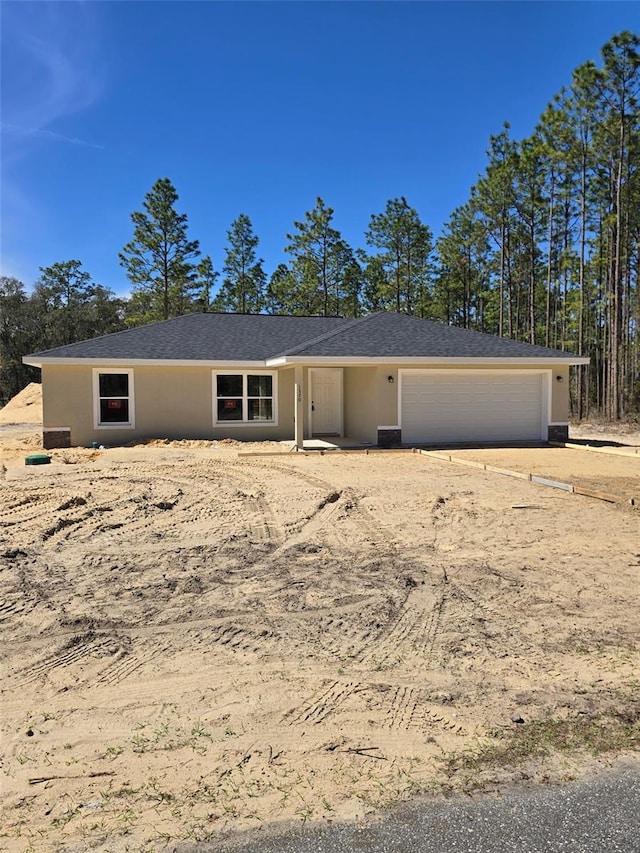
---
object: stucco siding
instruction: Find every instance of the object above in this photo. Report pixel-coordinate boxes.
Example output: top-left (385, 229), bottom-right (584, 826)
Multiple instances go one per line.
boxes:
top-left (42, 364), bottom-right (94, 446)
top-left (40, 360), bottom-right (571, 449)
top-left (343, 367), bottom-right (377, 443)
top-left (550, 365), bottom-right (569, 423)
top-left (377, 367), bottom-right (399, 427)
top-left (41, 364), bottom-right (295, 447)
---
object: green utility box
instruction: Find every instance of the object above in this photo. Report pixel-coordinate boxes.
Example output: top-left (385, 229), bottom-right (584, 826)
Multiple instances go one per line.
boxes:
top-left (25, 453), bottom-right (52, 466)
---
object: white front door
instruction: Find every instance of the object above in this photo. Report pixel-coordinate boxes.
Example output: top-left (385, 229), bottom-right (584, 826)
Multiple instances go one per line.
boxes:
top-left (310, 368), bottom-right (343, 435)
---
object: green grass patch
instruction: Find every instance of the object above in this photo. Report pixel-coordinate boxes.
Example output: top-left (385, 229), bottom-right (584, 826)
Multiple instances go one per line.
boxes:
top-left (443, 704), bottom-right (640, 775)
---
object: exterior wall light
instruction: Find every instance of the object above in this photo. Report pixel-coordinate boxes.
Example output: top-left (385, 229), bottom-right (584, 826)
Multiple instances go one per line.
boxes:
top-left (556, 375), bottom-right (564, 383)
top-left (387, 375), bottom-right (395, 383)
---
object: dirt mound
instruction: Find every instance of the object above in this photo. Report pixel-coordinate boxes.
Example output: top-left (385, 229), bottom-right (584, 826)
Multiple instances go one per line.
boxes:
top-left (0, 383), bottom-right (42, 425)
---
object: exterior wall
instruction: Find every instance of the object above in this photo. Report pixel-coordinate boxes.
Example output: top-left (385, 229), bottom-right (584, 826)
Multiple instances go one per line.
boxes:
top-left (550, 364), bottom-right (569, 423)
top-left (42, 364), bottom-right (93, 446)
top-left (548, 424), bottom-right (569, 442)
top-left (376, 367), bottom-right (399, 428)
top-left (43, 428), bottom-right (71, 450)
top-left (41, 364), bottom-right (295, 448)
top-left (40, 360), bottom-right (572, 449)
top-left (343, 367), bottom-right (378, 443)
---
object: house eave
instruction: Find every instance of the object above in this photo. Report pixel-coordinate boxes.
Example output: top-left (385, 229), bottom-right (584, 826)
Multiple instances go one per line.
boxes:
top-left (265, 356), bottom-right (591, 367)
top-left (24, 354), bottom-right (591, 369)
top-left (22, 357), bottom-right (269, 369)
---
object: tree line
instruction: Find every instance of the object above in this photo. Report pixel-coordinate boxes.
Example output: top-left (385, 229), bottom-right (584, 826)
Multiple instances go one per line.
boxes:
top-left (1, 32), bottom-right (638, 418)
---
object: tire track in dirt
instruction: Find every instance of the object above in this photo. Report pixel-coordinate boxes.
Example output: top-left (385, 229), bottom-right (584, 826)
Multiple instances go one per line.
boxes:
top-left (385, 685), bottom-right (425, 729)
top-left (190, 621), bottom-right (279, 654)
top-left (5, 465), bottom-right (283, 555)
top-left (194, 463), bottom-right (285, 546)
top-left (323, 679), bottom-right (465, 734)
top-left (353, 587), bottom-right (447, 668)
top-left (250, 459), bottom-right (398, 552)
top-left (238, 463), bottom-right (431, 664)
top-left (80, 620), bottom-right (281, 687)
top-left (0, 493), bottom-right (75, 534)
top-left (0, 592), bottom-right (38, 622)
top-left (251, 460), bottom-right (338, 493)
top-left (230, 489), bottom-right (354, 582)
top-left (315, 602), bottom-right (387, 661)
top-left (381, 687), bottom-right (464, 733)
top-left (282, 677), bottom-right (466, 734)
top-left (96, 640), bottom-right (172, 686)
top-left (246, 460), bottom-right (354, 539)
top-left (11, 632), bottom-right (123, 687)
top-left (282, 679), bottom-right (366, 725)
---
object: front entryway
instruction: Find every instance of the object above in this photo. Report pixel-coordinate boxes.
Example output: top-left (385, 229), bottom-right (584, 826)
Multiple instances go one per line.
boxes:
top-left (309, 368), bottom-right (343, 435)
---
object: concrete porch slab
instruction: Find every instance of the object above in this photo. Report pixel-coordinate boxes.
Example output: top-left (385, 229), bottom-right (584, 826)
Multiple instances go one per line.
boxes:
top-left (283, 437), bottom-right (374, 452)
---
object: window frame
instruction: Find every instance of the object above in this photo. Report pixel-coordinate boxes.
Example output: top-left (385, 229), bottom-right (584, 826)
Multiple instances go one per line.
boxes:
top-left (213, 370), bottom-right (278, 426)
top-left (93, 368), bottom-right (135, 429)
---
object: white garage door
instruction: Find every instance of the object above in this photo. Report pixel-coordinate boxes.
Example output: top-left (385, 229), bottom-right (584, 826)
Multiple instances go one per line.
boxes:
top-left (401, 371), bottom-right (546, 445)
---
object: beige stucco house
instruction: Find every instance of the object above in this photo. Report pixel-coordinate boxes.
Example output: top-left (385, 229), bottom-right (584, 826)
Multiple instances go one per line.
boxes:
top-left (23, 312), bottom-right (588, 450)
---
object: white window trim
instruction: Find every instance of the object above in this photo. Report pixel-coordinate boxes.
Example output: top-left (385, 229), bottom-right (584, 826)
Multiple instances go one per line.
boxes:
top-left (212, 370), bottom-right (278, 427)
top-left (93, 368), bottom-right (135, 430)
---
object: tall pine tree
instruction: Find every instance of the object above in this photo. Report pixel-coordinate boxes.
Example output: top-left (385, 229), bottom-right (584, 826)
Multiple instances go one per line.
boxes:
top-left (212, 215), bottom-right (266, 313)
top-left (365, 197), bottom-right (433, 315)
top-left (119, 178), bottom-right (200, 323)
top-left (284, 198), bottom-right (354, 316)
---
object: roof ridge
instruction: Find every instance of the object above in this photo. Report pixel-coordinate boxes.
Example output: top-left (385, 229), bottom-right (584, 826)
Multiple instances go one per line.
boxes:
top-left (270, 313), bottom-right (378, 358)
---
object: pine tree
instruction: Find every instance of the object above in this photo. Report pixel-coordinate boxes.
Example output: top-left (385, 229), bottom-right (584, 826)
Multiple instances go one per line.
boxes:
top-left (472, 125), bottom-right (518, 337)
top-left (284, 198), bottom-right (353, 316)
top-left (119, 178), bottom-right (200, 322)
top-left (33, 260), bottom-right (94, 345)
top-left (264, 264), bottom-right (295, 314)
top-left (596, 31), bottom-right (640, 417)
top-left (212, 215), bottom-right (265, 313)
top-left (434, 204), bottom-right (491, 330)
top-left (195, 256), bottom-right (219, 311)
top-left (433, 32), bottom-right (639, 418)
top-left (365, 197), bottom-right (433, 315)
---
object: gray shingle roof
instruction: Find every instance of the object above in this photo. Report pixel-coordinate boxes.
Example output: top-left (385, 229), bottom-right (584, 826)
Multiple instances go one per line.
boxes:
top-left (276, 312), bottom-right (581, 359)
top-left (25, 311), bottom-right (583, 362)
top-left (26, 314), bottom-right (353, 361)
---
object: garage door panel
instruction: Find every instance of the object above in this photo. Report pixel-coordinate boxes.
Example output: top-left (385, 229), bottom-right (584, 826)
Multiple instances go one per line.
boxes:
top-left (401, 372), bottom-right (544, 444)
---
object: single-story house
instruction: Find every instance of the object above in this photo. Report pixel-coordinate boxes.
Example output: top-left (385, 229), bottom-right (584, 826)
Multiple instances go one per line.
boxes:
top-left (23, 311), bottom-right (589, 450)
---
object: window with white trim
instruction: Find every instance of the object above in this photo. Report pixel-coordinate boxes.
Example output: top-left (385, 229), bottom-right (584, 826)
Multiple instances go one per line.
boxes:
top-left (214, 372), bottom-right (276, 424)
top-left (93, 369), bottom-right (134, 428)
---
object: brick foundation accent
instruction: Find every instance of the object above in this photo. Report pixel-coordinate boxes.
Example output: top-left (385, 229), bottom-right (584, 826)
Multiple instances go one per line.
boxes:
top-left (43, 429), bottom-right (71, 449)
top-left (547, 424), bottom-right (569, 443)
top-left (377, 428), bottom-right (401, 448)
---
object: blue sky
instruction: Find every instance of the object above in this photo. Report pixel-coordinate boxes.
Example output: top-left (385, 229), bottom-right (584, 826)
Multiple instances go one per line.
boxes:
top-left (2, 1), bottom-right (639, 299)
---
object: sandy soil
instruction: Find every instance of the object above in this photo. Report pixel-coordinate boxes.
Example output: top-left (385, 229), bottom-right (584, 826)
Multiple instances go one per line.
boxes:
top-left (1, 388), bottom-right (639, 852)
top-left (445, 447), bottom-right (640, 503)
top-left (0, 384), bottom-right (43, 426)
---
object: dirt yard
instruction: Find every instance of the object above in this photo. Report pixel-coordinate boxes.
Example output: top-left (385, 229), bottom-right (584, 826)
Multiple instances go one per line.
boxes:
top-left (1, 387), bottom-right (639, 852)
top-left (443, 446), bottom-right (640, 503)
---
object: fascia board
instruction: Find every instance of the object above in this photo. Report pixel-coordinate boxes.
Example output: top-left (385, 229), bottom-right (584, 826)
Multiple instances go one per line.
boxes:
top-left (265, 356), bottom-right (591, 367)
top-left (22, 357), bottom-right (269, 368)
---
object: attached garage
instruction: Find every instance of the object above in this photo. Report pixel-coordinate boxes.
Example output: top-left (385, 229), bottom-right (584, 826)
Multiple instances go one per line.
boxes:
top-left (400, 370), bottom-right (548, 445)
